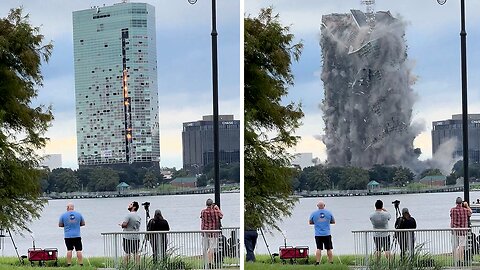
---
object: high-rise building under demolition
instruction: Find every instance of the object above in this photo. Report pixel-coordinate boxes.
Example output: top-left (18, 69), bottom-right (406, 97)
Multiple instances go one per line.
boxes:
top-left (73, 2), bottom-right (160, 167)
top-left (320, 9), bottom-right (420, 168)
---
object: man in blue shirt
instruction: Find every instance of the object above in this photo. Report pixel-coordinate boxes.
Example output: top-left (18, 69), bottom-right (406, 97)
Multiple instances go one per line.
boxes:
top-left (59, 203), bottom-right (85, 267)
top-left (309, 200), bottom-right (335, 265)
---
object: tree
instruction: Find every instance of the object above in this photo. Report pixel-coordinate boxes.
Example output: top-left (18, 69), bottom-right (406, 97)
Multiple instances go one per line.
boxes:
top-left (90, 167), bottom-right (119, 191)
top-left (419, 168), bottom-right (442, 179)
top-left (0, 8), bottom-right (53, 232)
top-left (75, 167), bottom-right (93, 191)
top-left (325, 167), bottom-right (344, 189)
top-left (244, 8), bottom-right (303, 231)
top-left (298, 166), bottom-right (331, 191)
top-left (143, 171), bottom-right (157, 189)
top-left (49, 168), bottom-right (79, 192)
top-left (197, 174), bottom-right (208, 187)
top-left (368, 164), bottom-right (397, 184)
top-left (392, 167), bottom-right (413, 187)
top-left (338, 167), bottom-right (369, 190)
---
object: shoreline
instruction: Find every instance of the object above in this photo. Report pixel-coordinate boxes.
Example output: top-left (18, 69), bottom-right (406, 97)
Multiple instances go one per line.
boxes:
top-left (295, 185), bottom-right (465, 198)
top-left (42, 188), bottom-right (240, 200)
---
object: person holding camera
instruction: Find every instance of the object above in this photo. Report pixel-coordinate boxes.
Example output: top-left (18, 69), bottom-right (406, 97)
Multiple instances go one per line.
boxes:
top-left (200, 198), bottom-right (223, 269)
top-left (450, 197), bottom-right (472, 265)
top-left (369, 200), bottom-right (391, 259)
top-left (147, 209), bottom-right (170, 263)
top-left (394, 207), bottom-right (417, 258)
top-left (119, 201), bottom-right (141, 263)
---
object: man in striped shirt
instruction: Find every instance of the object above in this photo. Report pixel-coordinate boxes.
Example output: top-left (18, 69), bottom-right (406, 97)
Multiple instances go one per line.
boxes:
top-left (450, 196), bottom-right (472, 265)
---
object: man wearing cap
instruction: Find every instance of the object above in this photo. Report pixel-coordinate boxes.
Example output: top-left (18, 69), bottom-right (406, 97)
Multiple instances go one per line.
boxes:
top-left (200, 198), bottom-right (223, 269)
top-left (394, 207), bottom-right (417, 257)
top-left (450, 197), bottom-right (472, 265)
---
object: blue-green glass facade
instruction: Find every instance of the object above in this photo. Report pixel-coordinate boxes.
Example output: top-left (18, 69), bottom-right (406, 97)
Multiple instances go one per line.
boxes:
top-left (73, 2), bottom-right (160, 166)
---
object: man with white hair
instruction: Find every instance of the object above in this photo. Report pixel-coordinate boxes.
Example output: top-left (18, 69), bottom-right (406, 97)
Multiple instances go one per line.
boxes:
top-left (59, 202), bottom-right (85, 267)
top-left (309, 200), bottom-right (335, 265)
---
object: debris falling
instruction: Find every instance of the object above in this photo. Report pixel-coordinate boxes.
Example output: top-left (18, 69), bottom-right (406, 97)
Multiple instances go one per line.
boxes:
top-left (320, 9), bottom-right (422, 168)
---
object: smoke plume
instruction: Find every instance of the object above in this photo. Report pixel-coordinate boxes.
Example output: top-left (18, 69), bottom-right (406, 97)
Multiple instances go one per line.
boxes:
top-left (320, 10), bottom-right (426, 170)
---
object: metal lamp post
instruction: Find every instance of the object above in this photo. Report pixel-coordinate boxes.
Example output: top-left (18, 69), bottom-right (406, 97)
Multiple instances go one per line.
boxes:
top-left (188, 0), bottom-right (220, 207)
top-left (437, 0), bottom-right (469, 203)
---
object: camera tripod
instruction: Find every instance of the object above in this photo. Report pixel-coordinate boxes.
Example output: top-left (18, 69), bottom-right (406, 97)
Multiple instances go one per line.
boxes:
top-left (0, 228), bottom-right (22, 264)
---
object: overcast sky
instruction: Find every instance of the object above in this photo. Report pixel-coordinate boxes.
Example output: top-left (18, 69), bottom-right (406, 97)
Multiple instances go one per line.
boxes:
top-left (245, 0), bottom-right (480, 163)
top-left (1, 0), bottom-right (240, 169)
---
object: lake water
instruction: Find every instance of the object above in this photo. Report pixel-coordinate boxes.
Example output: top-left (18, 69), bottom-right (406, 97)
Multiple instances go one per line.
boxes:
top-left (0, 193), bottom-right (240, 258)
top-left (256, 191), bottom-right (480, 255)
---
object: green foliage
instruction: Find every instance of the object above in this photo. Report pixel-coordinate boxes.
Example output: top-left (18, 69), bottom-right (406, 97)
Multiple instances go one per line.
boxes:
top-left (89, 167), bottom-right (119, 191)
top-left (368, 244), bottom-right (441, 270)
top-left (143, 170), bottom-right (157, 188)
top-left (337, 167), bottom-right (369, 190)
top-left (369, 165), bottom-right (397, 183)
top-left (202, 162), bottom-right (240, 183)
top-left (419, 168), bottom-right (442, 179)
top-left (0, 8), bottom-right (53, 232)
top-left (393, 167), bottom-right (414, 186)
top-left (196, 174), bottom-right (208, 187)
top-left (172, 168), bottom-right (189, 179)
top-left (406, 182), bottom-right (429, 191)
top-left (325, 167), bottom-right (344, 189)
top-left (247, 254), bottom-right (352, 269)
top-left (45, 168), bottom-right (79, 192)
top-left (297, 165), bottom-right (331, 191)
top-left (244, 7), bottom-right (303, 231)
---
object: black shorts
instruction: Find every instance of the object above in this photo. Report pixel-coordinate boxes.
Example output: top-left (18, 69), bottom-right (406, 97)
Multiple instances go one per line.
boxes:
top-left (123, 238), bottom-right (140, 254)
top-left (65, 237), bottom-right (83, 251)
top-left (373, 235), bottom-right (391, 251)
top-left (315, 235), bottom-right (333, 250)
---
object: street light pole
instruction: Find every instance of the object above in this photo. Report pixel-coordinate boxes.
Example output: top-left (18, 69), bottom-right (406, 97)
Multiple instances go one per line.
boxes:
top-left (437, 0), bottom-right (469, 203)
top-left (188, 0), bottom-right (220, 207)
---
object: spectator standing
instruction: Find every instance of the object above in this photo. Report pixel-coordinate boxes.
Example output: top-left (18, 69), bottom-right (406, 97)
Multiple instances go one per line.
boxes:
top-left (147, 209), bottom-right (170, 263)
top-left (120, 201), bottom-right (141, 264)
top-left (370, 200), bottom-right (391, 259)
top-left (450, 197), bottom-right (472, 265)
top-left (59, 203), bottom-right (85, 267)
top-left (309, 200), bottom-right (335, 265)
top-left (200, 198), bottom-right (223, 269)
top-left (394, 207), bottom-right (417, 258)
top-left (244, 227), bottom-right (258, 262)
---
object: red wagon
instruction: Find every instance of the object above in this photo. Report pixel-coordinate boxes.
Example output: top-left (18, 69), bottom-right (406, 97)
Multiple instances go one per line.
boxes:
top-left (279, 246), bottom-right (309, 264)
top-left (28, 248), bottom-right (58, 266)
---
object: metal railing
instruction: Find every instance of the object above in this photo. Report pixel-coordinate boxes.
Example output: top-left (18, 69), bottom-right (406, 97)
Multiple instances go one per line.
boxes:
top-left (101, 227), bottom-right (240, 269)
top-left (352, 228), bottom-right (478, 269)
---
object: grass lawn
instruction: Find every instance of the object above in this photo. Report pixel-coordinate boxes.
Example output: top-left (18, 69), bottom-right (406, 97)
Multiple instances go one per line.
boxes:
top-left (244, 254), bottom-right (354, 270)
top-left (0, 257), bottom-right (104, 270)
top-left (245, 262), bottom-right (349, 270)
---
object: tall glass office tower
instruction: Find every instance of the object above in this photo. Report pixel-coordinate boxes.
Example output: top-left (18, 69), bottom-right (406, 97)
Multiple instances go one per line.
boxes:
top-left (73, 2), bottom-right (160, 167)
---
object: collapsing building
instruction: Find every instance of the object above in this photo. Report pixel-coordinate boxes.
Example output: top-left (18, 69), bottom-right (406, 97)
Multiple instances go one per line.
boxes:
top-left (320, 10), bottom-right (422, 168)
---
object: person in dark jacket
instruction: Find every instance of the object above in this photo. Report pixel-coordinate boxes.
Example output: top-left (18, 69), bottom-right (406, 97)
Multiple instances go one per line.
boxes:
top-left (147, 209), bottom-right (170, 262)
top-left (394, 208), bottom-right (417, 258)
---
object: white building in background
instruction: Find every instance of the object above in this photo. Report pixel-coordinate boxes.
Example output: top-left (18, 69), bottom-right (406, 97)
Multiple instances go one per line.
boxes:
top-left (292, 153), bottom-right (314, 169)
top-left (40, 154), bottom-right (62, 170)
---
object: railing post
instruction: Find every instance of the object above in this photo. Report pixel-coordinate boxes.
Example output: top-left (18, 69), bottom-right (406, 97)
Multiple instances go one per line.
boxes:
top-left (364, 231), bottom-right (369, 266)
